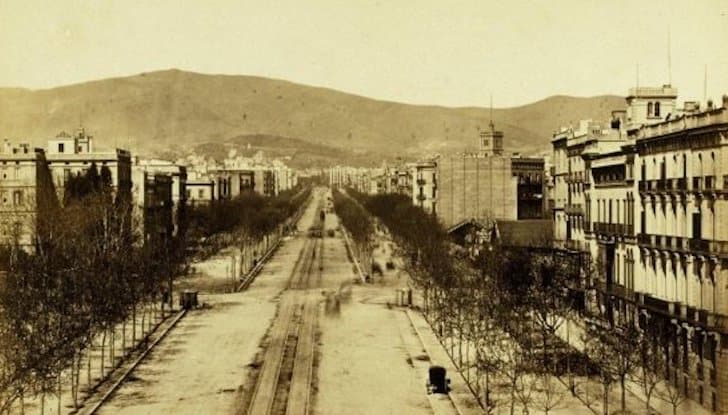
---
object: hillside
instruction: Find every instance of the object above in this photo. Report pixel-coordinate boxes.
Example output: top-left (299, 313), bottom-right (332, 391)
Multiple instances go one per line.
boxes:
top-left (0, 69), bottom-right (625, 165)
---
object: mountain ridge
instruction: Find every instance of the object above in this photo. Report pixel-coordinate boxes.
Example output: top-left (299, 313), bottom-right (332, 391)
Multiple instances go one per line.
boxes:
top-left (0, 69), bottom-right (626, 166)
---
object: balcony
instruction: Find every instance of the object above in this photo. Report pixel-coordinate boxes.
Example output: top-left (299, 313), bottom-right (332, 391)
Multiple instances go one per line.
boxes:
top-left (416, 194), bottom-right (426, 201)
top-left (641, 294), bottom-right (672, 314)
top-left (705, 175), bottom-right (715, 190)
top-left (689, 238), bottom-right (710, 252)
top-left (637, 233), bottom-right (652, 245)
top-left (564, 204), bottom-right (584, 216)
top-left (638, 180), bottom-right (648, 192)
top-left (416, 178), bottom-right (426, 186)
top-left (693, 177), bottom-right (702, 191)
top-left (595, 281), bottom-right (636, 302)
top-left (676, 177), bottom-right (687, 191)
top-left (593, 222), bottom-right (632, 237)
top-left (565, 239), bottom-right (588, 252)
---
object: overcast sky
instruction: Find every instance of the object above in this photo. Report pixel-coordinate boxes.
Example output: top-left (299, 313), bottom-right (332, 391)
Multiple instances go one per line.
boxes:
top-left (1, 0), bottom-right (726, 107)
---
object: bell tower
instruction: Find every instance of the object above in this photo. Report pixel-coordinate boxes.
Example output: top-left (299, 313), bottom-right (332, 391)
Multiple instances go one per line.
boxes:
top-left (479, 121), bottom-right (504, 157)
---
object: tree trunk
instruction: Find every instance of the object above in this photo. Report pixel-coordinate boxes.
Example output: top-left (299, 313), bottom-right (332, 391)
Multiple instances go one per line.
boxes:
top-left (458, 325), bottom-right (463, 368)
top-left (56, 374), bottom-right (61, 415)
top-left (100, 330), bottom-right (106, 378)
top-left (122, 320), bottom-right (127, 355)
top-left (465, 339), bottom-right (470, 384)
top-left (40, 392), bottom-right (45, 415)
top-left (484, 370), bottom-right (490, 414)
top-left (87, 346), bottom-right (92, 386)
top-left (141, 307), bottom-right (146, 338)
top-left (132, 303), bottom-right (137, 345)
top-left (110, 327), bottom-right (115, 367)
top-left (621, 377), bottom-right (626, 412)
top-left (566, 320), bottom-right (573, 394)
top-left (510, 379), bottom-right (516, 415)
top-left (603, 383), bottom-right (609, 415)
top-left (71, 352), bottom-right (78, 409)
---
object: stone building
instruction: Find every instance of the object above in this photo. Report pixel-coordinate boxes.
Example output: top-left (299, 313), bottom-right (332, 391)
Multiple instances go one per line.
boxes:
top-left (0, 142), bottom-right (57, 250)
top-left (410, 160), bottom-right (437, 214)
top-left (0, 129), bottom-right (133, 251)
top-left (437, 122), bottom-right (543, 228)
top-left (633, 96), bottom-right (728, 412)
top-left (46, 128), bottom-right (132, 203)
top-left (553, 86), bottom-right (728, 413)
top-left (133, 158), bottom-right (188, 239)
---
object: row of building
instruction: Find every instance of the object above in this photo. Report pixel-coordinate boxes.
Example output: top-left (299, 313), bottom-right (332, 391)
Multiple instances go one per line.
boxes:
top-left (330, 84), bottom-right (728, 413)
top-left (329, 123), bottom-right (548, 232)
top-left (0, 128), bottom-right (298, 250)
top-left (551, 86), bottom-right (728, 413)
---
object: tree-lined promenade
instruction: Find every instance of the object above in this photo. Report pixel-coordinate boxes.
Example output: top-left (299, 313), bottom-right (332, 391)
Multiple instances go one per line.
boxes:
top-left (0, 168), bottom-right (310, 415)
top-left (340, 188), bottom-right (685, 415)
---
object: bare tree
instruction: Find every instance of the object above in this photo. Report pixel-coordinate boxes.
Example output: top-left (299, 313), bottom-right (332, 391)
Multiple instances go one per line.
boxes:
top-left (533, 370), bottom-right (565, 415)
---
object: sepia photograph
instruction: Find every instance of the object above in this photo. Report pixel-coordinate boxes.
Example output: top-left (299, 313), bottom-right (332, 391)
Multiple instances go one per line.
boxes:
top-left (1, 1), bottom-right (727, 414)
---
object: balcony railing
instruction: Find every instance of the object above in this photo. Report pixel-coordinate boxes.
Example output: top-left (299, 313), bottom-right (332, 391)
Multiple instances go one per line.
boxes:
top-left (676, 177), bottom-right (687, 191)
top-left (416, 179), bottom-right (426, 185)
top-left (656, 179), bottom-right (666, 190)
top-left (693, 177), bottom-right (702, 191)
top-left (565, 204), bottom-right (584, 215)
top-left (689, 238), bottom-right (710, 252)
top-left (705, 175), bottom-right (715, 190)
top-left (593, 222), bottom-right (633, 237)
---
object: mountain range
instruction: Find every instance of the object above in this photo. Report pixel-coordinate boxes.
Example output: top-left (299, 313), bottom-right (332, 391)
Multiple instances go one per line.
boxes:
top-left (0, 69), bottom-right (625, 167)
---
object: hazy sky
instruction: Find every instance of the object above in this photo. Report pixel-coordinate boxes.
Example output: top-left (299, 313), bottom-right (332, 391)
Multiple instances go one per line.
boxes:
top-left (1, 0), bottom-right (727, 107)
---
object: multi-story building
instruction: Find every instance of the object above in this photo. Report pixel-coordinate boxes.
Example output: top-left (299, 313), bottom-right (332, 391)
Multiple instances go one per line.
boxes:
top-left (554, 87), bottom-right (728, 413)
top-left (632, 95), bottom-right (728, 413)
top-left (0, 129), bottom-right (133, 251)
top-left (411, 160), bottom-right (437, 214)
top-left (133, 158), bottom-right (187, 238)
top-left (186, 170), bottom-right (216, 206)
top-left (511, 156), bottom-right (547, 219)
top-left (552, 120), bottom-right (627, 252)
top-left (46, 128), bottom-right (132, 206)
top-left (139, 173), bottom-right (174, 247)
top-left (0, 142), bottom-right (57, 250)
top-left (212, 165), bottom-right (293, 199)
top-left (437, 123), bottom-right (524, 227)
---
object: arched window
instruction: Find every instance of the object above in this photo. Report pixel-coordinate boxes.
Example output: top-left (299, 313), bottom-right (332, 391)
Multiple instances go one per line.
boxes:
top-left (654, 102), bottom-right (661, 117)
top-left (648, 102), bottom-right (654, 117)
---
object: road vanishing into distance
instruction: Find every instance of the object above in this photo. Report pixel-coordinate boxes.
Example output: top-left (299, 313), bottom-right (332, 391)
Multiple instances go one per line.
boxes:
top-left (91, 188), bottom-right (455, 415)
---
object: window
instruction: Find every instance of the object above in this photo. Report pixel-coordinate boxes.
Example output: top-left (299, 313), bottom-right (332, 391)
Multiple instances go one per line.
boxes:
top-left (654, 102), bottom-right (661, 117)
top-left (648, 102), bottom-right (654, 117)
top-left (198, 189), bottom-right (204, 199)
top-left (58, 143), bottom-right (64, 153)
top-left (12, 190), bottom-right (23, 206)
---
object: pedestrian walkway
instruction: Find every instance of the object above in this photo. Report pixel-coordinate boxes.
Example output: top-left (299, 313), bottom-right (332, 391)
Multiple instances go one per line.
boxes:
top-left (405, 309), bottom-right (485, 415)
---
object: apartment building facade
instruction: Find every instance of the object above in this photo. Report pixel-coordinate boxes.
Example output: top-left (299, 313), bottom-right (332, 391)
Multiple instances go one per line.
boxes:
top-left (46, 129), bottom-right (132, 203)
top-left (553, 87), bottom-right (728, 413)
top-left (0, 143), bottom-right (57, 249)
top-left (411, 160), bottom-right (437, 214)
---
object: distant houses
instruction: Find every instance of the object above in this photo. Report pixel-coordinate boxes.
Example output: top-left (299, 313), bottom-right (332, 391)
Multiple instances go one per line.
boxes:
top-left (0, 128), bottom-right (298, 253)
